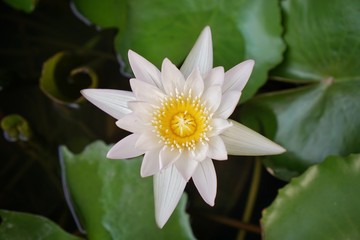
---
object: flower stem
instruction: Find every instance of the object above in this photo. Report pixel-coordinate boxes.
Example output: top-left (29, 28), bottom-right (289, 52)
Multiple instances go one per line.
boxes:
top-left (201, 213), bottom-right (261, 234)
top-left (236, 157), bottom-right (262, 240)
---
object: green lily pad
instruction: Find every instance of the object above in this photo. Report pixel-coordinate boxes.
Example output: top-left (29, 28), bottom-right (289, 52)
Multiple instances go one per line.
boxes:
top-left (0, 210), bottom-right (82, 240)
top-left (243, 0), bottom-right (360, 180)
top-left (72, 0), bottom-right (126, 28)
top-left (60, 141), bottom-right (195, 240)
top-left (262, 154), bottom-right (360, 239)
top-left (275, 0), bottom-right (360, 82)
top-left (3, 0), bottom-right (37, 13)
top-left (72, 0), bottom-right (284, 101)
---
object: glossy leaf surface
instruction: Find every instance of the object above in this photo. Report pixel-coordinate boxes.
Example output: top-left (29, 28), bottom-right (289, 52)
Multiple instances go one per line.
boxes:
top-left (262, 154), bottom-right (360, 239)
top-left (0, 210), bottom-right (82, 240)
top-left (60, 141), bottom-right (195, 240)
top-left (72, 0), bottom-right (284, 101)
top-left (244, 0), bottom-right (360, 180)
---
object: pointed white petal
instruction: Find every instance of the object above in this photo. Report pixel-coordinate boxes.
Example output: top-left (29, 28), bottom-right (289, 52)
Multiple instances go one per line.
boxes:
top-left (141, 149), bottom-right (161, 177)
top-left (81, 89), bottom-right (135, 120)
top-left (180, 26), bottom-right (213, 78)
top-left (128, 50), bottom-right (162, 89)
top-left (159, 147), bottom-right (181, 169)
top-left (135, 131), bottom-right (162, 151)
top-left (215, 91), bottom-right (241, 118)
top-left (207, 136), bottom-right (228, 160)
top-left (208, 118), bottom-right (232, 137)
top-left (184, 68), bottom-right (204, 97)
top-left (192, 142), bottom-right (209, 162)
top-left (203, 66), bottom-right (224, 90)
top-left (107, 134), bottom-right (145, 159)
top-left (201, 85), bottom-right (222, 112)
top-left (223, 60), bottom-right (255, 93)
top-left (174, 152), bottom-right (199, 181)
top-left (130, 78), bottom-right (165, 104)
top-left (192, 158), bottom-right (217, 206)
top-left (161, 58), bottom-right (185, 95)
top-left (127, 101), bottom-right (154, 122)
top-left (222, 120), bottom-right (286, 156)
top-left (154, 165), bottom-right (187, 228)
top-left (115, 114), bottom-right (148, 133)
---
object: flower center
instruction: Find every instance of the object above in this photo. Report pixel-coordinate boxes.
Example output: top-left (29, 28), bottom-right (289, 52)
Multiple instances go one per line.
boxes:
top-left (171, 112), bottom-right (196, 137)
top-left (152, 90), bottom-right (211, 152)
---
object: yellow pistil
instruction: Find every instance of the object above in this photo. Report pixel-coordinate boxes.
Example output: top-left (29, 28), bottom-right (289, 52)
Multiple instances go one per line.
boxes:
top-left (152, 89), bottom-right (211, 152)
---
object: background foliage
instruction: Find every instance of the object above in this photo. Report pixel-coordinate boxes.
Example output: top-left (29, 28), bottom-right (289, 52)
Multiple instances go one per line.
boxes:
top-left (1, 0), bottom-right (359, 239)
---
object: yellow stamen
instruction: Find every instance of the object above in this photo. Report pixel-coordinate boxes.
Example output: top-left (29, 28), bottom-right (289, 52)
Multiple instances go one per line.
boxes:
top-left (152, 90), bottom-right (211, 152)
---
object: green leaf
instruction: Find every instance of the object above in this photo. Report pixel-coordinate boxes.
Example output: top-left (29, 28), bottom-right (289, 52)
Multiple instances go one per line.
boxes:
top-left (275, 0), bottom-right (360, 82)
top-left (3, 0), bottom-right (37, 13)
top-left (72, 0), bottom-right (126, 29)
top-left (40, 51), bottom-right (98, 105)
top-left (262, 154), bottom-right (360, 239)
top-left (1, 114), bottom-right (31, 142)
top-left (244, 0), bottom-right (360, 180)
top-left (0, 210), bottom-right (82, 240)
top-left (60, 141), bottom-right (195, 240)
top-left (72, 0), bottom-right (284, 101)
top-left (249, 81), bottom-right (360, 180)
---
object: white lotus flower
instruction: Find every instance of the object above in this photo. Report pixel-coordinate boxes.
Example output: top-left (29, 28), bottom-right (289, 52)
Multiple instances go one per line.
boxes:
top-left (81, 26), bottom-right (285, 228)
